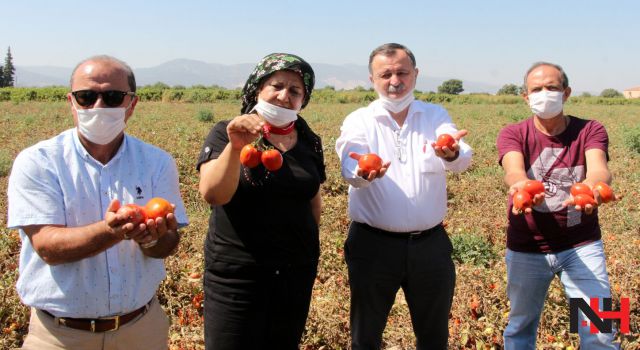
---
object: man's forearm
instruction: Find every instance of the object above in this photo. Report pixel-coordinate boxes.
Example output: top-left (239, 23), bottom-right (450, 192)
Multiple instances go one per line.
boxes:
top-left (24, 222), bottom-right (123, 265)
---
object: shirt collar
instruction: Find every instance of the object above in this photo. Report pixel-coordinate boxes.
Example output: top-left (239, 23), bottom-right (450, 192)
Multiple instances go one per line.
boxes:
top-left (72, 128), bottom-right (128, 166)
top-left (368, 99), bottom-right (419, 128)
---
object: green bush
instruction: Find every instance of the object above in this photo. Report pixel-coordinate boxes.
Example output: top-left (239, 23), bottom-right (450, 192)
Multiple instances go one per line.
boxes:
top-left (623, 125), bottom-right (640, 154)
top-left (450, 232), bottom-right (498, 267)
top-left (136, 87), bottom-right (164, 101)
top-left (0, 89), bottom-right (10, 101)
top-left (183, 89), bottom-right (215, 103)
top-left (162, 89), bottom-right (184, 102)
top-left (197, 109), bottom-right (214, 122)
top-left (600, 88), bottom-right (623, 98)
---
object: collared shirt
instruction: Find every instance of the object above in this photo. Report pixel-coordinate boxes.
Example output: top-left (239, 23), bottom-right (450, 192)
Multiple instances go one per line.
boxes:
top-left (335, 100), bottom-right (472, 232)
top-left (7, 128), bottom-right (189, 318)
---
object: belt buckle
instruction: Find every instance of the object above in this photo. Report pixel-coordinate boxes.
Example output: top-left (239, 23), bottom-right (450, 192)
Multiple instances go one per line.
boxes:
top-left (98, 315), bottom-right (120, 332)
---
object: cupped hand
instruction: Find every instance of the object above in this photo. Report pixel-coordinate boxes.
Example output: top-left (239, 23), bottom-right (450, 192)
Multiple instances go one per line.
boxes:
top-left (105, 199), bottom-right (147, 239)
top-left (349, 152), bottom-right (391, 182)
top-left (562, 197), bottom-right (597, 215)
top-left (432, 129), bottom-right (469, 159)
top-left (133, 204), bottom-right (178, 248)
top-left (508, 180), bottom-right (545, 215)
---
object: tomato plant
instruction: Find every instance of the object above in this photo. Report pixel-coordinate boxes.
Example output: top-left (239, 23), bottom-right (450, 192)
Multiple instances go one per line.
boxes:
top-left (570, 183), bottom-right (593, 198)
top-left (435, 134), bottom-right (455, 149)
top-left (261, 149), bottom-right (283, 171)
top-left (523, 180), bottom-right (545, 196)
top-left (357, 153), bottom-right (383, 174)
top-left (145, 197), bottom-right (174, 219)
top-left (116, 204), bottom-right (147, 226)
top-left (513, 190), bottom-right (532, 211)
top-left (240, 144), bottom-right (262, 168)
top-left (593, 182), bottom-right (614, 203)
top-left (574, 193), bottom-right (597, 208)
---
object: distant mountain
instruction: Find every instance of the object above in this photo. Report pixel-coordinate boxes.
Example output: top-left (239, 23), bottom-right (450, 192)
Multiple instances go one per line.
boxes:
top-left (135, 59), bottom-right (254, 88)
top-left (15, 59), bottom-right (499, 93)
top-left (14, 66), bottom-right (70, 86)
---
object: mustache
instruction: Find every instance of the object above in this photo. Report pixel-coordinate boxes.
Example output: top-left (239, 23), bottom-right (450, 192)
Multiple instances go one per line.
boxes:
top-left (388, 83), bottom-right (405, 93)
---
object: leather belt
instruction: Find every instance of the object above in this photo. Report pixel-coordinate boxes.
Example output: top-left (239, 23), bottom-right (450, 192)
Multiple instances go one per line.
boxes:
top-left (40, 300), bottom-right (151, 332)
top-left (354, 221), bottom-right (443, 239)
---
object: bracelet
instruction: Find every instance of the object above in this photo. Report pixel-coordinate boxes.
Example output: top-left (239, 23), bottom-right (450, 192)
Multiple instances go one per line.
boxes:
top-left (444, 151), bottom-right (460, 162)
top-left (140, 239), bottom-right (158, 249)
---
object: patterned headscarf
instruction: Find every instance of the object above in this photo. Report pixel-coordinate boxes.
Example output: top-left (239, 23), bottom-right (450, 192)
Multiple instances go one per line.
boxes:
top-left (241, 53), bottom-right (315, 114)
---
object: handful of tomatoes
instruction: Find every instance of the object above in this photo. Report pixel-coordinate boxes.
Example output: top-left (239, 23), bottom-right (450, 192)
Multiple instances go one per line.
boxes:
top-left (116, 197), bottom-right (174, 227)
top-left (570, 182), bottom-right (616, 208)
top-left (512, 180), bottom-right (545, 211)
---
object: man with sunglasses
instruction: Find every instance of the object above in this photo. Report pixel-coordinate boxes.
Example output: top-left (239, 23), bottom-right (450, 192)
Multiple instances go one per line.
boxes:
top-left (7, 55), bottom-right (188, 349)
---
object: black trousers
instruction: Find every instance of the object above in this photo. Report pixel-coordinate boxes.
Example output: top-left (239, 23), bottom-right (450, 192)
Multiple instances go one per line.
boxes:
top-left (344, 222), bottom-right (456, 350)
top-left (204, 258), bottom-right (317, 350)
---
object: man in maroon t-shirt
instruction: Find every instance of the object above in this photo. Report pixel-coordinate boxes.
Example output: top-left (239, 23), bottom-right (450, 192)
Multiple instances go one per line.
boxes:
top-left (497, 62), bottom-right (618, 349)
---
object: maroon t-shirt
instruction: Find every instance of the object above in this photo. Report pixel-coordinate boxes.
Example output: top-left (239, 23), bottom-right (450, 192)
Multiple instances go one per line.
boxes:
top-left (497, 115), bottom-right (609, 253)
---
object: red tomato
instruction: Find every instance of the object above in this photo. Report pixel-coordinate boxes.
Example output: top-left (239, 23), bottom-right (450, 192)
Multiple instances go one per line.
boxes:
top-left (574, 193), bottom-right (597, 208)
top-left (523, 180), bottom-right (545, 196)
top-left (116, 204), bottom-right (147, 226)
top-left (145, 197), bottom-right (174, 220)
top-left (261, 149), bottom-right (283, 171)
top-left (513, 190), bottom-right (532, 211)
top-left (358, 153), bottom-right (383, 174)
top-left (240, 144), bottom-right (262, 168)
top-left (593, 182), bottom-right (614, 203)
top-left (435, 134), bottom-right (456, 149)
top-left (570, 183), bottom-right (593, 198)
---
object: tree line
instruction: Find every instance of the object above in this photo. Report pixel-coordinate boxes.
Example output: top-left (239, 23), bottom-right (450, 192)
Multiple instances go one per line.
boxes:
top-left (495, 83), bottom-right (625, 98)
top-left (422, 79), bottom-right (624, 98)
top-left (0, 50), bottom-right (626, 98)
top-left (0, 47), bottom-right (15, 87)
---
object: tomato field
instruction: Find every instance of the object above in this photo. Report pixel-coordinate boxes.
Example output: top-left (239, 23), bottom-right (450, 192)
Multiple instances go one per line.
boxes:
top-left (1, 100), bottom-right (638, 349)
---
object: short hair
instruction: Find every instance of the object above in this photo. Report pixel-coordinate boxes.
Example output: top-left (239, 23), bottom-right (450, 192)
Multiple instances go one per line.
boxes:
top-left (368, 43), bottom-right (417, 73)
top-left (70, 55), bottom-right (137, 92)
top-left (523, 61), bottom-right (569, 92)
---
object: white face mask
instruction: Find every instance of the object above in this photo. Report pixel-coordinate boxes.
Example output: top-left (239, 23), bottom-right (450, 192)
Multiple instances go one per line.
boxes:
top-left (376, 86), bottom-right (415, 114)
top-left (73, 101), bottom-right (128, 145)
top-left (528, 90), bottom-right (564, 119)
top-left (253, 98), bottom-right (299, 127)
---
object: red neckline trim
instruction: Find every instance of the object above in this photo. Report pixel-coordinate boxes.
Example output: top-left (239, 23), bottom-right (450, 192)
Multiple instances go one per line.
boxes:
top-left (263, 122), bottom-right (295, 137)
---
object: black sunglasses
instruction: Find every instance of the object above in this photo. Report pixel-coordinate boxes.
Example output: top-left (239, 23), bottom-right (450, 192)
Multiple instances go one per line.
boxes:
top-left (72, 90), bottom-right (135, 108)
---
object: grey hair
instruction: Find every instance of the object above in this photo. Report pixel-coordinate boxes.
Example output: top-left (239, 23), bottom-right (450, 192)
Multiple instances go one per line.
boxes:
top-left (368, 43), bottom-right (417, 73)
top-left (523, 61), bottom-right (569, 93)
top-left (70, 55), bottom-right (137, 92)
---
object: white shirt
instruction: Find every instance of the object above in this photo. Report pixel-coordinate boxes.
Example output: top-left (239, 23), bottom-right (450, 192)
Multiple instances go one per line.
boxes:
top-left (7, 129), bottom-right (189, 318)
top-left (335, 100), bottom-right (472, 232)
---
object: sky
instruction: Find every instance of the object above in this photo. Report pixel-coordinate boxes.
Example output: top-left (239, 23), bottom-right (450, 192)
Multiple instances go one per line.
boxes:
top-left (2, 0), bottom-right (639, 94)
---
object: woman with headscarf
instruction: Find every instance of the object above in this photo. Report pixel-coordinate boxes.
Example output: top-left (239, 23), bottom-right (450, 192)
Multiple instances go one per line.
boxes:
top-left (197, 53), bottom-right (325, 349)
